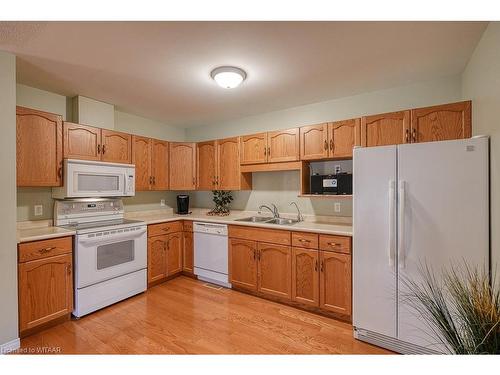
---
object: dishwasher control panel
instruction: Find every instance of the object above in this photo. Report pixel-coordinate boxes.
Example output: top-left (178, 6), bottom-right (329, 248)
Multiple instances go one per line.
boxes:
top-left (193, 222), bottom-right (228, 236)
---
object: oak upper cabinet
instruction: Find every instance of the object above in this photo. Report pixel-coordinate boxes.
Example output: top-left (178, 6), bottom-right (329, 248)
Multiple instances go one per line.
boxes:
top-left (132, 136), bottom-right (152, 191)
top-left (361, 110), bottom-right (410, 147)
top-left (411, 101), bottom-right (472, 143)
top-left (101, 129), bottom-right (132, 163)
top-left (240, 133), bottom-right (267, 165)
top-left (300, 123), bottom-right (329, 160)
top-left (169, 142), bottom-right (196, 190)
top-left (63, 122), bottom-right (102, 161)
top-left (257, 243), bottom-right (292, 300)
top-left (18, 237), bottom-right (73, 336)
top-left (151, 139), bottom-right (169, 190)
top-left (147, 235), bottom-right (167, 284)
top-left (16, 106), bottom-right (63, 187)
top-left (291, 247), bottom-right (319, 307)
top-left (166, 232), bottom-right (183, 276)
top-left (229, 238), bottom-right (258, 291)
top-left (197, 141), bottom-right (217, 190)
top-left (182, 230), bottom-right (193, 274)
top-left (267, 128), bottom-right (300, 163)
top-left (330, 119), bottom-right (361, 158)
top-left (319, 251), bottom-right (351, 316)
top-left (218, 137), bottom-right (247, 190)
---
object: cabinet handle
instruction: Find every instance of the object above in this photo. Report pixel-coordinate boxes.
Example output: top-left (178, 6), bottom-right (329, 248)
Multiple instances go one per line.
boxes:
top-left (149, 176), bottom-right (153, 185)
top-left (264, 147), bottom-right (267, 156)
top-left (38, 246), bottom-right (56, 254)
top-left (298, 238), bottom-right (311, 243)
top-left (330, 139), bottom-right (334, 152)
top-left (315, 260), bottom-right (318, 272)
top-left (258, 250), bottom-right (261, 261)
top-left (412, 128), bottom-right (417, 143)
top-left (320, 260), bottom-right (324, 272)
top-left (192, 177), bottom-right (196, 186)
top-left (58, 166), bottom-right (63, 179)
top-left (153, 176), bottom-right (156, 185)
top-left (97, 144), bottom-right (101, 154)
top-left (324, 140), bottom-right (328, 150)
top-left (405, 129), bottom-right (409, 143)
top-left (102, 145), bottom-right (106, 154)
top-left (267, 147), bottom-right (270, 155)
top-left (66, 264), bottom-right (72, 275)
top-left (253, 250), bottom-right (256, 260)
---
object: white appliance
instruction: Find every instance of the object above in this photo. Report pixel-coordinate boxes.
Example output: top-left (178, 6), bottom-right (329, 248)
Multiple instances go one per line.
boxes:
top-left (54, 198), bottom-right (147, 318)
top-left (353, 136), bottom-right (489, 354)
top-left (193, 222), bottom-right (231, 288)
top-left (52, 159), bottom-right (135, 199)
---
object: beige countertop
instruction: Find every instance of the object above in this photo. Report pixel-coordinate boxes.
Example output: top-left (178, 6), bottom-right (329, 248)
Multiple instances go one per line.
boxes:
top-left (16, 209), bottom-right (352, 243)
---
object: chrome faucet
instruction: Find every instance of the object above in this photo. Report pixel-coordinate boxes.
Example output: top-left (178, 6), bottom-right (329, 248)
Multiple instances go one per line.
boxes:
top-left (259, 204), bottom-right (280, 218)
top-left (290, 201), bottom-right (304, 222)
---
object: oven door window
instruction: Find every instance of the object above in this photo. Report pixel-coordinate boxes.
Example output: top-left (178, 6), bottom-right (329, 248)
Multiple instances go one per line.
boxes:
top-left (78, 173), bottom-right (120, 192)
top-left (96, 240), bottom-right (135, 270)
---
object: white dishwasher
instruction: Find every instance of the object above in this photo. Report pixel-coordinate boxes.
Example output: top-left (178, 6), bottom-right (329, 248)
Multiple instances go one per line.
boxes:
top-left (193, 222), bottom-right (231, 288)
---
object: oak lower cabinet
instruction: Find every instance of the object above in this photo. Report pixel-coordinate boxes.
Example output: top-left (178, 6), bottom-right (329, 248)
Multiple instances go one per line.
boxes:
top-left (258, 243), bottom-right (291, 299)
top-left (319, 251), bottom-right (351, 316)
top-left (229, 238), bottom-right (258, 291)
top-left (16, 106), bottom-right (63, 187)
top-left (182, 230), bottom-right (194, 274)
top-left (18, 237), bottom-right (73, 337)
top-left (63, 122), bottom-right (132, 163)
top-left (147, 222), bottom-right (183, 286)
top-left (291, 247), bottom-right (319, 307)
top-left (169, 142), bottom-right (196, 190)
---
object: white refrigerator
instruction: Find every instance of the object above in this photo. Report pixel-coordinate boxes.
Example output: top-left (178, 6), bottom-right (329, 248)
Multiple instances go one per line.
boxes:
top-left (352, 136), bottom-right (489, 354)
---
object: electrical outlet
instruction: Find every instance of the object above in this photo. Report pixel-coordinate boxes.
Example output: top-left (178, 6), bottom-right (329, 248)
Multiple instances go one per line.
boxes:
top-left (334, 202), bottom-right (341, 213)
top-left (334, 165), bottom-right (341, 174)
top-left (160, 199), bottom-right (165, 206)
top-left (34, 205), bottom-right (43, 216)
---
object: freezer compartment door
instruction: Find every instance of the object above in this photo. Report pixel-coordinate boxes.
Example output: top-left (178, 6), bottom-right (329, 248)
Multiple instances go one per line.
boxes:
top-left (397, 137), bottom-right (489, 351)
top-left (353, 145), bottom-right (398, 338)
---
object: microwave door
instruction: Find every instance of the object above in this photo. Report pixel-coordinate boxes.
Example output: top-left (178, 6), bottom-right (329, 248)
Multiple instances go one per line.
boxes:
top-left (74, 172), bottom-right (125, 197)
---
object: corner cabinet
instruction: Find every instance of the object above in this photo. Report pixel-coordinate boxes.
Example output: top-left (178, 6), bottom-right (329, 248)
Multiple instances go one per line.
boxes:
top-left (169, 142), bottom-right (196, 190)
top-left (16, 106), bottom-right (63, 187)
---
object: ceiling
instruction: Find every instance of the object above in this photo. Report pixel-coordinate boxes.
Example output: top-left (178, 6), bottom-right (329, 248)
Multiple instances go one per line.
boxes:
top-left (0, 21), bottom-right (488, 128)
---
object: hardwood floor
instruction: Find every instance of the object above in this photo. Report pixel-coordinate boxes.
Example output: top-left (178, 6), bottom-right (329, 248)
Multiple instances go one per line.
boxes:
top-left (18, 276), bottom-right (391, 354)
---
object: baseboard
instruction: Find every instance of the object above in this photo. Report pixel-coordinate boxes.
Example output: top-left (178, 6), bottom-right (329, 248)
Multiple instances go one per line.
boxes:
top-left (0, 338), bottom-right (20, 354)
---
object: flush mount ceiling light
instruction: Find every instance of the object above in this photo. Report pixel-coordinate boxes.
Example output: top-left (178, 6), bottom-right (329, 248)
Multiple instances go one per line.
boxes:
top-left (210, 66), bottom-right (247, 89)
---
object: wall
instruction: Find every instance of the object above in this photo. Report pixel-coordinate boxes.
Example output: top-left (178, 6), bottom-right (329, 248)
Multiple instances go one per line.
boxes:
top-left (114, 110), bottom-right (185, 141)
top-left (16, 84), bottom-right (71, 120)
top-left (186, 75), bottom-right (463, 217)
top-left (462, 22), bottom-right (500, 279)
top-left (0, 51), bottom-right (19, 351)
top-left (73, 95), bottom-right (115, 130)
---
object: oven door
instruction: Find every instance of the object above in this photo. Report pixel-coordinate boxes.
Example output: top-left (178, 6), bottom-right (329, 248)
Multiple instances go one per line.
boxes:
top-left (75, 226), bottom-right (147, 289)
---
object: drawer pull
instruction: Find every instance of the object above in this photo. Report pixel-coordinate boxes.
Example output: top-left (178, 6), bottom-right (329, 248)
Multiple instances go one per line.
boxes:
top-left (162, 227), bottom-right (170, 231)
top-left (298, 239), bottom-right (311, 243)
top-left (38, 247), bottom-right (56, 254)
top-left (327, 242), bottom-right (340, 247)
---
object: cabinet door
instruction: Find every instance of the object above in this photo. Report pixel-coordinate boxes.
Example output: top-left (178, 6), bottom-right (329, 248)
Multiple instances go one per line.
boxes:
top-left (361, 110), bottom-right (410, 147)
top-left (151, 139), bottom-right (169, 190)
top-left (169, 142), bottom-right (196, 190)
top-left (319, 251), bottom-right (351, 316)
top-left (182, 231), bottom-right (194, 274)
top-left (196, 141), bottom-right (217, 190)
top-left (132, 135), bottom-right (152, 191)
top-left (101, 129), bottom-right (132, 163)
top-left (292, 247), bottom-right (319, 307)
top-left (166, 232), bottom-right (183, 276)
top-left (240, 133), bottom-right (267, 164)
top-left (16, 106), bottom-right (63, 187)
top-left (218, 137), bottom-right (242, 190)
top-left (18, 254), bottom-right (73, 333)
top-left (147, 236), bottom-right (167, 284)
top-left (229, 238), bottom-right (258, 291)
top-left (329, 119), bottom-right (361, 158)
top-left (300, 123), bottom-right (329, 160)
top-left (267, 128), bottom-right (300, 163)
top-left (257, 243), bottom-right (291, 300)
top-left (63, 122), bottom-right (101, 161)
top-left (411, 101), bottom-right (472, 143)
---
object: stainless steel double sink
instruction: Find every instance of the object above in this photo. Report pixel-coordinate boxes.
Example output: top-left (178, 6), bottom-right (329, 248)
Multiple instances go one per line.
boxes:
top-left (234, 216), bottom-right (299, 225)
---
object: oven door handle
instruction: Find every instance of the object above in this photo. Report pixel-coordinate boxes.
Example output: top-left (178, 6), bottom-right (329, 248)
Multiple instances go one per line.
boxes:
top-left (78, 227), bottom-right (147, 245)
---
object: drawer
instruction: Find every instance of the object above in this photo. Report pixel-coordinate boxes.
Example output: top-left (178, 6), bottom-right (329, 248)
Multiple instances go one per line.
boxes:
top-left (183, 220), bottom-right (193, 232)
top-left (148, 221), bottom-right (183, 237)
top-left (228, 225), bottom-right (290, 246)
top-left (18, 236), bottom-right (72, 263)
top-left (292, 231), bottom-right (319, 249)
top-left (319, 234), bottom-right (351, 254)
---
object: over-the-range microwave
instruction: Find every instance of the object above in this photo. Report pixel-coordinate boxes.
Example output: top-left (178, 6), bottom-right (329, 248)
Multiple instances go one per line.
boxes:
top-left (52, 159), bottom-right (135, 199)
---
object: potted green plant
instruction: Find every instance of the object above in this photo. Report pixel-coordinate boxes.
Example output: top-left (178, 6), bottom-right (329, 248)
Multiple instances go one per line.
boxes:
top-left (207, 190), bottom-right (234, 216)
top-left (402, 263), bottom-right (500, 354)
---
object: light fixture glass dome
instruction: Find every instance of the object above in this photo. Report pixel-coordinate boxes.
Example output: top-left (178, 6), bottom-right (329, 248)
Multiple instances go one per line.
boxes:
top-left (210, 66), bottom-right (247, 89)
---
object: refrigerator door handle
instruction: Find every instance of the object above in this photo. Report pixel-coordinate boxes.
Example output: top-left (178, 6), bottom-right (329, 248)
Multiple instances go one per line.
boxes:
top-left (398, 180), bottom-right (406, 268)
top-left (388, 180), bottom-right (396, 267)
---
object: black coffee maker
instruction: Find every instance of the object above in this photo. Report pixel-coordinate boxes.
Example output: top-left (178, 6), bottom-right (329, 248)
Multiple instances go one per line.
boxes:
top-left (176, 195), bottom-right (190, 215)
